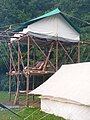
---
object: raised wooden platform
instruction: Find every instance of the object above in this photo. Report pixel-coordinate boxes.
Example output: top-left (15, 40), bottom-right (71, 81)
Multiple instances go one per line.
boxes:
top-left (23, 70), bottom-right (55, 75)
top-left (8, 70), bottom-right (55, 76)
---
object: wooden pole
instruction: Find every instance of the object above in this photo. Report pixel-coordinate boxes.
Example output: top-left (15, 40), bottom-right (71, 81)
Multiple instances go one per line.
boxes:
top-left (56, 41), bottom-right (58, 71)
top-left (32, 76), bottom-right (35, 101)
top-left (26, 36), bottom-right (30, 106)
top-left (59, 41), bottom-right (74, 64)
top-left (43, 42), bottom-right (54, 71)
top-left (32, 46), bottom-right (36, 101)
top-left (14, 40), bottom-right (20, 105)
top-left (18, 43), bottom-right (25, 69)
top-left (64, 52), bottom-right (66, 64)
top-left (8, 43), bottom-right (12, 101)
top-left (31, 37), bottom-right (56, 71)
top-left (78, 42), bottom-right (80, 63)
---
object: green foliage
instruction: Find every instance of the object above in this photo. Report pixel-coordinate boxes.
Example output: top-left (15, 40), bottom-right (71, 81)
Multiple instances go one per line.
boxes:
top-left (0, 107), bottom-right (65, 120)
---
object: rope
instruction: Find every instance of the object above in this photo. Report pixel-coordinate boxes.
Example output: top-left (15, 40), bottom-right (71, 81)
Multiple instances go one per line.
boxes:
top-left (24, 108), bottom-right (40, 120)
top-left (17, 107), bottom-right (28, 114)
top-left (61, 11), bottom-right (90, 25)
top-left (38, 113), bottom-right (49, 120)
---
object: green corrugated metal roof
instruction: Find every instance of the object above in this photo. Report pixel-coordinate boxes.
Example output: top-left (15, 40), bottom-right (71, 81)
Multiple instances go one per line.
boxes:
top-left (13, 8), bottom-right (80, 33)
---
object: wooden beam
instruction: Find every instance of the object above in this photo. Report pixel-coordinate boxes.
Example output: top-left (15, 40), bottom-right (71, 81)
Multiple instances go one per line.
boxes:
top-left (31, 37), bottom-right (56, 71)
top-left (18, 42), bottom-right (25, 69)
top-left (43, 42), bottom-right (54, 71)
top-left (26, 36), bottom-right (30, 107)
top-left (63, 52), bottom-right (66, 64)
top-left (59, 41), bottom-right (74, 64)
top-left (56, 40), bottom-right (58, 71)
top-left (8, 44), bottom-right (17, 73)
top-left (0, 34), bottom-right (19, 38)
top-left (0, 30), bottom-right (24, 34)
top-left (14, 40), bottom-right (20, 105)
top-left (8, 43), bottom-right (12, 101)
top-left (78, 42), bottom-right (80, 63)
top-left (32, 76), bottom-right (35, 101)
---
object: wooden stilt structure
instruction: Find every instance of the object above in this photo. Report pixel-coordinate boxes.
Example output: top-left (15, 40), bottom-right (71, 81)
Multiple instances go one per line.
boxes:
top-left (2, 30), bottom-right (90, 107)
top-left (6, 31), bottom-right (86, 106)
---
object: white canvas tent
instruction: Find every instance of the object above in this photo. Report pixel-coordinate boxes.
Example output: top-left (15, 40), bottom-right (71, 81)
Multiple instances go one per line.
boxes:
top-left (29, 62), bottom-right (90, 120)
top-left (11, 8), bottom-right (80, 43)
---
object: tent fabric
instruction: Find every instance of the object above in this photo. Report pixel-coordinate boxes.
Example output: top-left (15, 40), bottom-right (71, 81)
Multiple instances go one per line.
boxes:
top-left (25, 14), bottom-right (79, 42)
top-left (11, 8), bottom-right (80, 43)
top-left (30, 62), bottom-right (90, 106)
top-left (41, 98), bottom-right (90, 120)
top-left (13, 8), bottom-right (80, 33)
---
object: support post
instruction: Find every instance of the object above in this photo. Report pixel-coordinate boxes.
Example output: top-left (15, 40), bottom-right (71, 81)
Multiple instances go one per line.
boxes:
top-left (56, 40), bottom-right (58, 71)
top-left (32, 46), bottom-right (36, 101)
top-left (14, 40), bottom-right (20, 105)
top-left (78, 42), bottom-right (80, 63)
top-left (43, 42), bottom-right (54, 71)
top-left (8, 42), bottom-right (12, 101)
top-left (26, 36), bottom-right (30, 106)
top-left (32, 76), bottom-right (35, 100)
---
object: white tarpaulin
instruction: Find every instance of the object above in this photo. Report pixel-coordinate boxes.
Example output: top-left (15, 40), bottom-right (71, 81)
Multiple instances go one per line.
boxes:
top-left (29, 62), bottom-right (90, 120)
top-left (24, 14), bottom-right (80, 42)
top-left (11, 8), bottom-right (80, 43)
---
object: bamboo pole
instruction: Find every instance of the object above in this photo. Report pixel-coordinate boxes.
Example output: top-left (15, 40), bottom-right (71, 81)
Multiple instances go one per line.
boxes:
top-left (59, 41), bottom-right (74, 64)
top-left (31, 37), bottom-right (56, 71)
top-left (56, 40), bottom-right (58, 71)
top-left (64, 52), bottom-right (66, 64)
top-left (26, 36), bottom-right (30, 106)
top-left (8, 43), bottom-right (17, 72)
top-left (78, 42), bottom-right (80, 63)
top-left (8, 43), bottom-right (12, 101)
top-left (32, 46), bottom-right (36, 101)
top-left (18, 43), bottom-right (25, 69)
top-left (14, 40), bottom-right (20, 105)
top-left (43, 42), bottom-right (54, 71)
top-left (32, 76), bottom-right (35, 101)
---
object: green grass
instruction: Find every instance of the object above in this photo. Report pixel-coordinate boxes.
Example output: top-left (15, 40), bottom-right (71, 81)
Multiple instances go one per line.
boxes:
top-left (0, 91), bottom-right (38, 105)
top-left (0, 107), bottom-right (65, 120)
top-left (0, 91), bottom-right (15, 105)
top-left (0, 91), bottom-right (65, 120)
